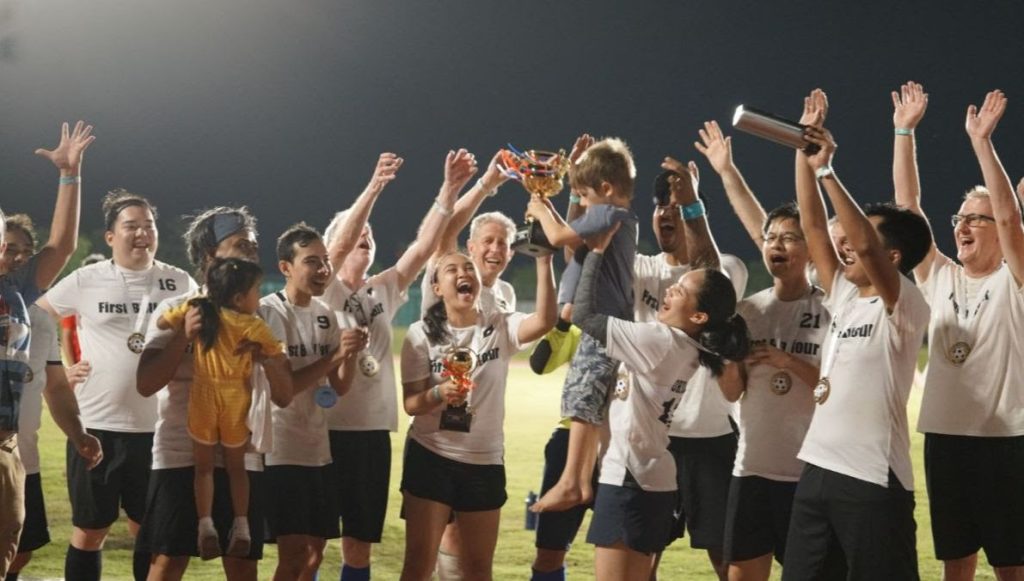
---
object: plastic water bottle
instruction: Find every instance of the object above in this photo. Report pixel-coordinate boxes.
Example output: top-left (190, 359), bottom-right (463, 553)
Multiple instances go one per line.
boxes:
top-left (525, 491), bottom-right (538, 530)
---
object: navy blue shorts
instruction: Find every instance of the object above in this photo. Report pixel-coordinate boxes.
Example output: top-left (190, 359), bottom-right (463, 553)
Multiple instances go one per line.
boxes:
top-left (264, 464), bottom-right (340, 541)
top-left (586, 482), bottom-right (677, 555)
top-left (400, 438), bottom-right (506, 512)
top-left (329, 430), bottom-right (391, 543)
top-left (723, 475), bottom-right (797, 564)
top-left (667, 433), bottom-right (737, 550)
top-left (67, 430), bottom-right (152, 528)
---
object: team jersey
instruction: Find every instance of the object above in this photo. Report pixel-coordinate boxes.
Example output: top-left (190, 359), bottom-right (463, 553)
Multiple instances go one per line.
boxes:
top-left (917, 254), bottom-right (1024, 436)
top-left (601, 319), bottom-right (701, 491)
top-left (734, 286), bottom-right (828, 481)
top-left (45, 259), bottom-right (197, 432)
top-left (144, 293), bottom-right (264, 472)
top-left (18, 304), bottom-right (60, 474)
top-left (797, 271), bottom-right (929, 489)
top-left (322, 267), bottom-right (408, 432)
top-left (259, 291), bottom-right (341, 467)
top-left (400, 310), bottom-right (527, 465)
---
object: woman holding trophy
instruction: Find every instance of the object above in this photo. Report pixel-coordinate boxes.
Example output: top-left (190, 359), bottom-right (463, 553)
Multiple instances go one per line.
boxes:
top-left (398, 248), bottom-right (556, 581)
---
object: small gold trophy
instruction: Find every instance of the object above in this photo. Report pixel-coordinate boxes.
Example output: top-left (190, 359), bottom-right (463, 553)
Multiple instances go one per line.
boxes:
top-left (500, 145), bottom-right (572, 257)
top-left (439, 347), bottom-right (479, 432)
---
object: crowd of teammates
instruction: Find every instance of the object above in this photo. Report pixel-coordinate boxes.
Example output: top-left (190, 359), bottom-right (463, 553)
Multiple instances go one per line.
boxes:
top-left (1, 80), bottom-right (1023, 581)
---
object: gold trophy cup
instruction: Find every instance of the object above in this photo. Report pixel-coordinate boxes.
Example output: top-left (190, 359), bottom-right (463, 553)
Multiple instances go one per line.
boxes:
top-left (439, 347), bottom-right (479, 432)
top-left (500, 146), bottom-right (572, 257)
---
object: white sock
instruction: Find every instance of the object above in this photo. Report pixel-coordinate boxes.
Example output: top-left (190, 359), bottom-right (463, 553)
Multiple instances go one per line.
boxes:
top-left (233, 516), bottom-right (250, 540)
top-left (198, 516), bottom-right (216, 536)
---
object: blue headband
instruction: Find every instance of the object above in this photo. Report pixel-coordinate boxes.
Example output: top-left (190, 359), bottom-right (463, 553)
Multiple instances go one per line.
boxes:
top-left (212, 213), bottom-right (246, 244)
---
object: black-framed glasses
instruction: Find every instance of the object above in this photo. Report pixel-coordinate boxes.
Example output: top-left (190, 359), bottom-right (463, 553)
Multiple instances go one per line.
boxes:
top-left (950, 213), bottom-right (995, 228)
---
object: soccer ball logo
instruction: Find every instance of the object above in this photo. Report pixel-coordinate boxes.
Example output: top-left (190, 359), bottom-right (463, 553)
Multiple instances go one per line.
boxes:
top-left (770, 371), bottom-right (792, 395)
top-left (614, 369), bottom-right (630, 401)
top-left (947, 341), bottom-right (971, 367)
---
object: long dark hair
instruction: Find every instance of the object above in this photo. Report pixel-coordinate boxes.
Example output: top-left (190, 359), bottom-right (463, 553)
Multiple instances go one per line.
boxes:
top-left (192, 257), bottom-right (263, 351)
top-left (695, 269), bottom-right (751, 377)
top-left (423, 258), bottom-right (451, 345)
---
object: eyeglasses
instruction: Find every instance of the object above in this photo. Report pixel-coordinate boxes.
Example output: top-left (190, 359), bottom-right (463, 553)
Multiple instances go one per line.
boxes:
top-left (763, 233), bottom-right (805, 245)
top-left (950, 213), bottom-right (995, 228)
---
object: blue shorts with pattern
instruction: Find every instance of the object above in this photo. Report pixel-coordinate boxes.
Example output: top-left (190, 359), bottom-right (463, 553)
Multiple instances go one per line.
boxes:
top-left (560, 333), bottom-right (619, 424)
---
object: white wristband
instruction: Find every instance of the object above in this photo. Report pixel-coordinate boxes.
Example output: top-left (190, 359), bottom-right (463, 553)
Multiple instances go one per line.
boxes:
top-left (433, 199), bottom-right (454, 217)
top-left (476, 179), bottom-right (497, 198)
top-left (815, 166), bottom-right (835, 180)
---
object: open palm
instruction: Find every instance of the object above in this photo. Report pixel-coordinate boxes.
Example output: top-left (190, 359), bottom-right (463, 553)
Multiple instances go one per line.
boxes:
top-left (35, 121), bottom-right (95, 171)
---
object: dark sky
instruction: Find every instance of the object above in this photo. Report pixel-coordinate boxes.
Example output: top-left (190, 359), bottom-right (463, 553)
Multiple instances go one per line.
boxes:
top-left (3, 1), bottom-right (1024, 277)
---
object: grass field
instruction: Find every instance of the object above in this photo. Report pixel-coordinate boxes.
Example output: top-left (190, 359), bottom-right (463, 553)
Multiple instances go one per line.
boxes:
top-left (18, 352), bottom-right (994, 580)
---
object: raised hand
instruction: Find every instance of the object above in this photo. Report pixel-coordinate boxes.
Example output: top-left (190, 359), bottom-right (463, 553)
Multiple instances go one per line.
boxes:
top-left (365, 152), bottom-right (403, 195)
top-left (526, 193), bottom-right (556, 221)
top-left (694, 120), bottom-right (734, 175)
top-left (661, 156), bottom-right (698, 203)
top-left (480, 150), bottom-right (511, 191)
top-left (802, 127), bottom-right (837, 170)
top-left (798, 89), bottom-right (828, 128)
top-left (966, 90), bottom-right (1007, 141)
top-left (569, 133), bottom-right (595, 165)
top-left (35, 120), bottom-right (95, 173)
top-left (443, 148), bottom-right (478, 191)
top-left (892, 81), bottom-right (928, 129)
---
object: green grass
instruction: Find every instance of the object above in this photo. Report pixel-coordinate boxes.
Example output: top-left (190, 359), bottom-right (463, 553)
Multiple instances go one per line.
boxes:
top-left (20, 356), bottom-right (993, 580)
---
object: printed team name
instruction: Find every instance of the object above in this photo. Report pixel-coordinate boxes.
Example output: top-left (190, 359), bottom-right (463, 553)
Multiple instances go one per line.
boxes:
top-left (836, 324), bottom-right (874, 339)
top-left (642, 289), bottom-right (660, 311)
top-left (98, 302), bottom-right (159, 314)
top-left (287, 343), bottom-right (331, 358)
top-left (428, 347), bottom-right (501, 374)
top-left (750, 337), bottom-right (822, 356)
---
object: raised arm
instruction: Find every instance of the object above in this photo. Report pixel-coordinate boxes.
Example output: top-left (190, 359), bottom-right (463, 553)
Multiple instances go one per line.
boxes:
top-left (695, 120), bottom-right (768, 248)
top-left (32, 121), bottom-right (95, 289)
top-left (526, 194), bottom-right (581, 249)
top-left (663, 156), bottom-right (720, 269)
top-left (516, 253), bottom-right (558, 344)
top-left (891, 81), bottom-right (937, 281)
top-left (569, 225), bottom-right (619, 342)
top-left (328, 153), bottom-right (402, 272)
top-left (432, 151), bottom-right (509, 259)
top-left (795, 90), bottom-right (840, 295)
top-left (804, 127), bottom-right (902, 310)
top-left (394, 149), bottom-right (478, 288)
top-left (965, 90), bottom-right (1024, 285)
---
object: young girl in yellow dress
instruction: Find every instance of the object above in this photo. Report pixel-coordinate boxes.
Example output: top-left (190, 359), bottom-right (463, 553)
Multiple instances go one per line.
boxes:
top-left (157, 257), bottom-right (289, 559)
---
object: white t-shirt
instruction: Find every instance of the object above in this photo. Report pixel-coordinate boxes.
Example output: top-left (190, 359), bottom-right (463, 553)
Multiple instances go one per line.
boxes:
top-left (322, 268), bottom-right (408, 432)
top-left (797, 271), bottom-right (929, 489)
top-left (259, 292), bottom-right (341, 467)
top-left (144, 293), bottom-right (263, 472)
top-left (632, 253), bottom-right (747, 438)
top-left (45, 260), bottom-right (197, 432)
top-left (734, 286), bottom-right (828, 481)
top-left (601, 319), bottom-right (701, 491)
top-left (420, 261), bottom-right (517, 317)
top-left (917, 254), bottom-right (1024, 436)
top-left (18, 304), bottom-right (60, 475)
top-left (400, 310), bottom-right (526, 465)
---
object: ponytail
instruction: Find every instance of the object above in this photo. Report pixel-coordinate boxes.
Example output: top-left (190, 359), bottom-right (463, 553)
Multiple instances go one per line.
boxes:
top-left (698, 313), bottom-right (750, 377)
top-left (423, 299), bottom-right (451, 345)
top-left (189, 296), bottom-right (220, 352)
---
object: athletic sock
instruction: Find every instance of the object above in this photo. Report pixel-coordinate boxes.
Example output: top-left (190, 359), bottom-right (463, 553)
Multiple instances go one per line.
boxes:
top-left (64, 545), bottom-right (102, 581)
top-left (232, 516), bottom-right (251, 540)
top-left (132, 549), bottom-right (152, 581)
top-left (531, 567), bottom-right (566, 581)
top-left (340, 564), bottom-right (370, 581)
top-left (198, 516), bottom-right (216, 536)
top-left (342, 565), bottom-right (370, 577)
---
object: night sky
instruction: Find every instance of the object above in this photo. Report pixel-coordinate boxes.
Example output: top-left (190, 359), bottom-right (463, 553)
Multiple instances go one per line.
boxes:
top-left (3, 1), bottom-right (1024, 286)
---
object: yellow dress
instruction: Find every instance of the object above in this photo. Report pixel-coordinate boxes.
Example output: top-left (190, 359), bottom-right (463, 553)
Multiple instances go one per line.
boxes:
top-left (163, 302), bottom-right (284, 447)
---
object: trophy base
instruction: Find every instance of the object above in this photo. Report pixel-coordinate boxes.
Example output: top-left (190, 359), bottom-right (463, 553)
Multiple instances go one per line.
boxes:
top-left (511, 221), bottom-right (555, 257)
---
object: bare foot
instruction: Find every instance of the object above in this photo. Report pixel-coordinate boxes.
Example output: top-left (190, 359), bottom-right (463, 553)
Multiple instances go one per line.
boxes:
top-left (531, 480), bottom-right (591, 513)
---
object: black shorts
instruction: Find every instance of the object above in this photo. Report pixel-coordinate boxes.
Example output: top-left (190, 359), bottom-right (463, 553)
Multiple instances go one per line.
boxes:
top-left (135, 466), bottom-right (266, 559)
top-left (400, 438), bottom-right (506, 512)
top-left (18, 472), bottom-right (50, 553)
top-left (782, 463), bottom-right (918, 581)
top-left (67, 430), bottom-right (153, 528)
top-left (925, 433), bottom-right (1024, 567)
top-left (535, 427), bottom-right (597, 551)
top-left (667, 433), bottom-right (737, 550)
top-left (723, 475), bottom-right (796, 564)
top-left (264, 464), bottom-right (340, 541)
top-left (328, 430), bottom-right (391, 543)
top-left (586, 483), bottom-right (677, 556)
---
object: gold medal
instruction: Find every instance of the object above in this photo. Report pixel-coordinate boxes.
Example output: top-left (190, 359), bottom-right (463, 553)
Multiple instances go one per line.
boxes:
top-left (770, 371), bottom-right (792, 395)
top-left (813, 377), bottom-right (831, 405)
top-left (127, 332), bottom-right (146, 354)
top-left (946, 341), bottom-right (971, 367)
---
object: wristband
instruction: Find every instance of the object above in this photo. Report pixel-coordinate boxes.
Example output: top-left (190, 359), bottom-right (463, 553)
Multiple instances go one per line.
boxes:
top-left (569, 194), bottom-right (581, 205)
top-left (432, 199), bottom-right (454, 217)
top-left (476, 179), bottom-right (497, 198)
top-left (59, 176), bottom-right (81, 185)
top-left (894, 128), bottom-right (914, 136)
top-left (431, 385), bottom-right (441, 402)
top-left (680, 200), bottom-right (706, 221)
top-left (815, 166), bottom-right (835, 180)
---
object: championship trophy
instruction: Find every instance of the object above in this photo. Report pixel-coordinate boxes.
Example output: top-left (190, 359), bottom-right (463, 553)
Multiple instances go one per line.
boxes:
top-left (732, 105), bottom-right (820, 154)
top-left (439, 347), bottom-right (478, 433)
top-left (500, 145), bottom-right (572, 257)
